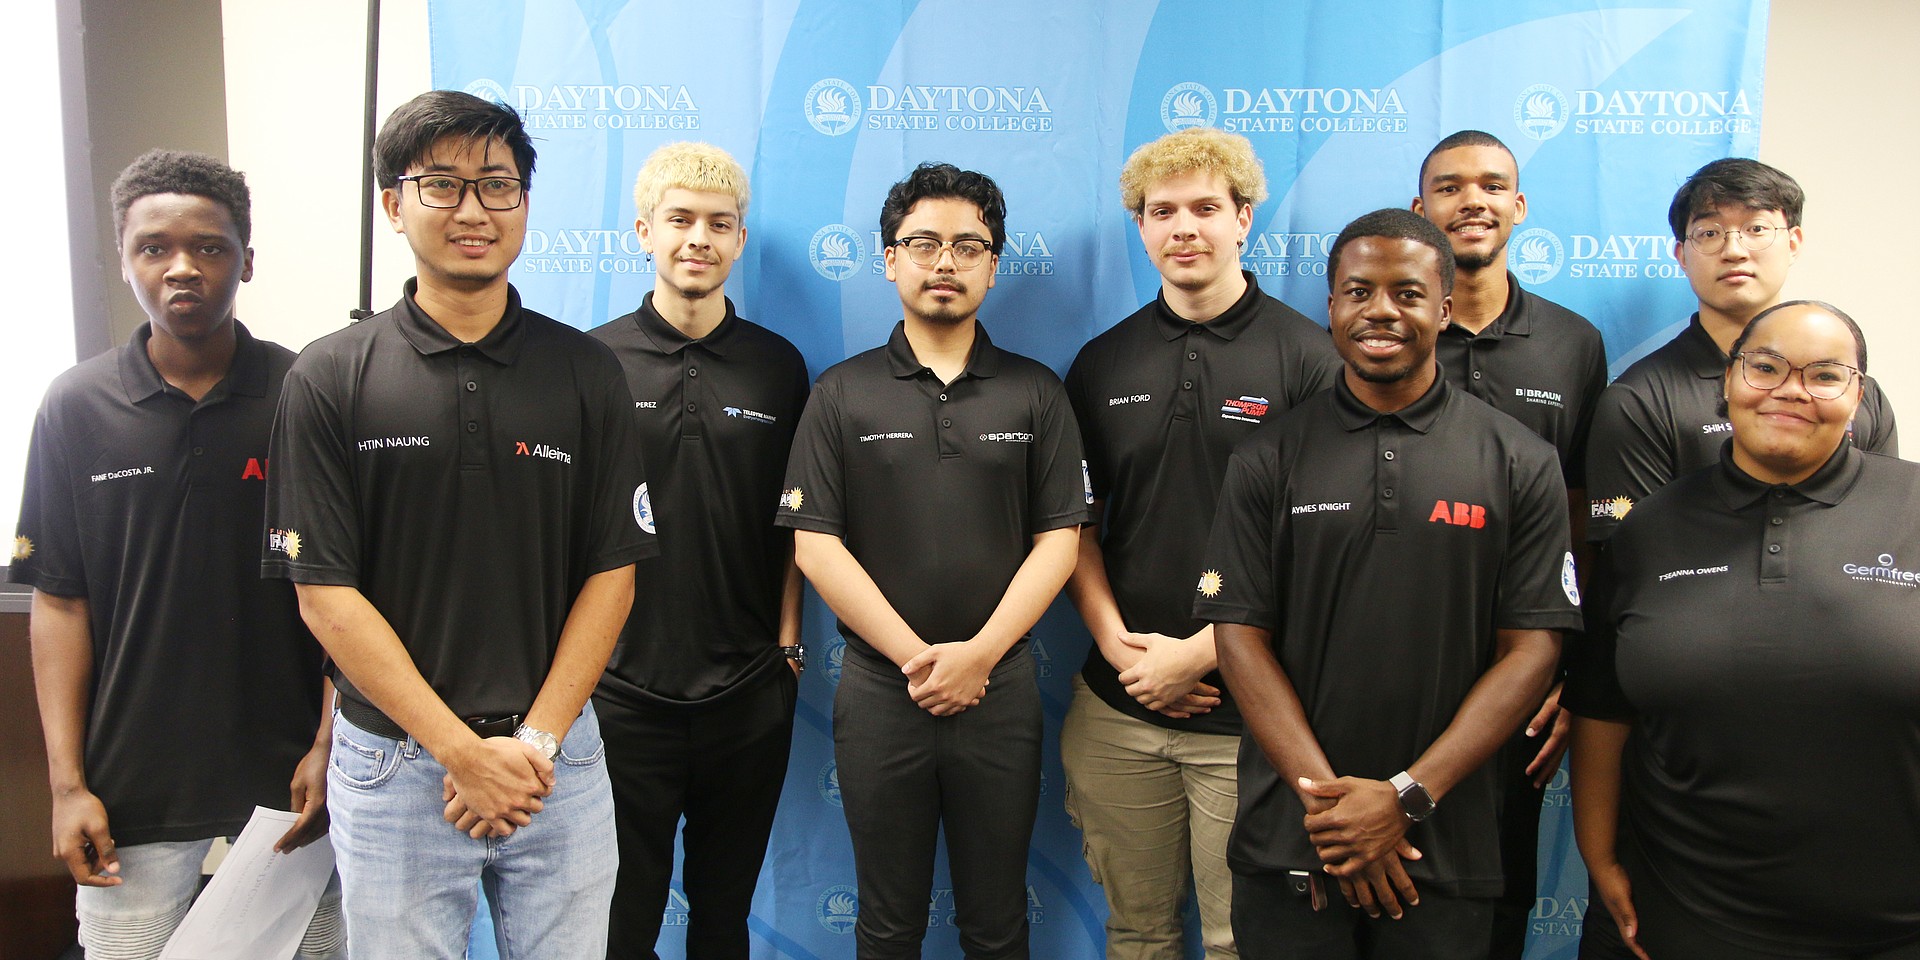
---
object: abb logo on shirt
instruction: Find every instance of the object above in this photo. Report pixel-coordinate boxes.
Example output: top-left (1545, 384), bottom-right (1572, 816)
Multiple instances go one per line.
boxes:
top-left (1428, 500), bottom-right (1487, 529)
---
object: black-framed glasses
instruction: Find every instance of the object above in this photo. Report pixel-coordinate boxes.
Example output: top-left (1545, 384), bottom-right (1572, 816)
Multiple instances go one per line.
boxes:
top-left (1734, 351), bottom-right (1860, 400)
top-left (894, 236), bottom-right (991, 268)
top-left (397, 174), bottom-right (526, 210)
top-left (1685, 220), bottom-right (1784, 255)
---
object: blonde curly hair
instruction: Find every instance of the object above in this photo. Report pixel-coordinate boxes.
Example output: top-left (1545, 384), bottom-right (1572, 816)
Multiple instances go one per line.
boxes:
top-left (1118, 127), bottom-right (1267, 218)
top-left (632, 141), bottom-right (750, 221)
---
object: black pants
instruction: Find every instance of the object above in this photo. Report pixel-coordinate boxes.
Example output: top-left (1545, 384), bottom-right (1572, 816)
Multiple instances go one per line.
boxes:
top-left (833, 648), bottom-right (1042, 960)
top-left (596, 667), bottom-right (797, 960)
top-left (1232, 869), bottom-right (1494, 960)
top-left (1489, 729), bottom-right (1547, 960)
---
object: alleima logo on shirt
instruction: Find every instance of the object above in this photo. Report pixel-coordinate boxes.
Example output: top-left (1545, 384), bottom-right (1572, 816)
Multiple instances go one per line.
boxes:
top-left (723, 405), bottom-right (778, 425)
top-left (817, 884), bottom-right (860, 934)
top-left (781, 487), bottom-right (805, 512)
top-left (1590, 496), bottom-right (1632, 521)
top-left (1221, 395), bottom-right (1270, 423)
top-left (1561, 552), bottom-right (1581, 606)
top-left (817, 760), bottom-right (842, 807)
top-left (632, 483), bottom-right (655, 535)
top-left (1429, 500), bottom-right (1488, 529)
top-left (1841, 553), bottom-right (1920, 589)
top-left (241, 457), bottom-right (268, 480)
top-left (12, 536), bottom-right (32, 561)
top-left (268, 528), bottom-right (303, 560)
top-left (515, 441), bottom-right (573, 464)
top-left (1196, 569), bottom-right (1223, 598)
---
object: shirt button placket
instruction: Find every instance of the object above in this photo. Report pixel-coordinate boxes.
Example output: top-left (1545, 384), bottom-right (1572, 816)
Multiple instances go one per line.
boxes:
top-left (1376, 433), bottom-right (1400, 532)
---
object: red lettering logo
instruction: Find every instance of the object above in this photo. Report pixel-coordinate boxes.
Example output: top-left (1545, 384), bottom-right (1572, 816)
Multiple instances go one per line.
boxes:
top-left (241, 458), bottom-right (267, 480)
top-left (1428, 500), bottom-right (1487, 529)
top-left (514, 441), bottom-right (530, 455)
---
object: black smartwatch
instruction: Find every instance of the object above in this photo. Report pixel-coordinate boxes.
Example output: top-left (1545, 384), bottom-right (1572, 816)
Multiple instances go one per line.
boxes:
top-left (1390, 771), bottom-right (1436, 822)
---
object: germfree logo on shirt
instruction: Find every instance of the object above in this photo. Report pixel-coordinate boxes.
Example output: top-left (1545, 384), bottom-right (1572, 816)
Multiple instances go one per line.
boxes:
top-left (267, 528), bottom-right (303, 560)
top-left (515, 440), bottom-right (573, 464)
top-left (1841, 553), bottom-right (1920, 589)
top-left (1221, 395), bottom-right (1270, 423)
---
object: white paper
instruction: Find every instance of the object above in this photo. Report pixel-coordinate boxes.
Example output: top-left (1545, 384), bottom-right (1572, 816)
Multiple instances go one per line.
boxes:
top-left (160, 806), bottom-right (336, 960)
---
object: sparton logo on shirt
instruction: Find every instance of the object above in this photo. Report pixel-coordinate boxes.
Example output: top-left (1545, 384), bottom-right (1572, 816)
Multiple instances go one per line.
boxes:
top-left (781, 487), bottom-right (805, 512)
top-left (241, 457), bottom-right (268, 480)
top-left (268, 528), bottom-right (303, 560)
top-left (514, 441), bottom-right (573, 464)
top-left (1429, 500), bottom-right (1488, 529)
top-left (1590, 496), bottom-right (1632, 521)
top-left (12, 536), bottom-right (32, 561)
top-left (1197, 569), bottom-right (1223, 598)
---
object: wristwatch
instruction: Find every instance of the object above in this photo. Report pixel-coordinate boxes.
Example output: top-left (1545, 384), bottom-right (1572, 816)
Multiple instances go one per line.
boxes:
top-left (513, 724), bottom-right (560, 762)
top-left (781, 643), bottom-right (807, 674)
top-left (1389, 771), bottom-right (1436, 822)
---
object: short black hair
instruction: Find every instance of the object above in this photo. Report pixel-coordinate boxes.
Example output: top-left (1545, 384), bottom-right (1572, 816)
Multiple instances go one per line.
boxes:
top-left (110, 149), bottom-right (252, 247)
top-left (1418, 129), bottom-right (1515, 189)
top-left (1732, 299), bottom-right (1868, 374)
top-left (1327, 208), bottom-right (1455, 294)
top-left (879, 162), bottom-right (1008, 254)
top-left (1667, 157), bottom-right (1803, 242)
top-left (373, 90), bottom-right (536, 192)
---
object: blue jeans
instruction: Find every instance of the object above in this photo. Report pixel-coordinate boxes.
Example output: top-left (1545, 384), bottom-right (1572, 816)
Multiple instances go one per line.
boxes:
top-left (327, 703), bottom-right (618, 959)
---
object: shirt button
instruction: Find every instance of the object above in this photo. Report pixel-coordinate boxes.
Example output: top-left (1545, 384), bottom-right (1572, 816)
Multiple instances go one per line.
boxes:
top-left (466, 421), bottom-right (478, 433)
top-left (1767, 543), bottom-right (1781, 554)
top-left (193, 446), bottom-right (204, 456)
top-left (1383, 488), bottom-right (1395, 499)
top-left (687, 402), bottom-right (698, 413)
top-left (1183, 380), bottom-right (1194, 390)
top-left (465, 381), bottom-right (477, 392)
top-left (1383, 451), bottom-right (1395, 461)
top-left (1472, 370), bottom-right (1482, 380)
top-left (942, 418), bottom-right (952, 428)
top-left (1770, 517), bottom-right (1783, 526)
top-left (939, 394), bottom-right (948, 402)
top-left (1187, 351), bottom-right (1198, 361)
top-left (688, 367), bottom-right (699, 378)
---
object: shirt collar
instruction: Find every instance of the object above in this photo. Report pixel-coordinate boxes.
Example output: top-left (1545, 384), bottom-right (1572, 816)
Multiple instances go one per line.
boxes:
top-left (1329, 368), bottom-right (1450, 434)
top-left (632, 291), bottom-right (739, 357)
top-left (885, 320), bottom-right (1001, 380)
top-left (1677, 313), bottom-right (1731, 380)
top-left (1711, 439), bottom-right (1862, 509)
top-left (1151, 270), bottom-right (1263, 342)
top-left (395, 278), bottom-right (528, 365)
top-left (118, 319), bottom-right (271, 404)
top-left (1445, 272), bottom-right (1537, 345)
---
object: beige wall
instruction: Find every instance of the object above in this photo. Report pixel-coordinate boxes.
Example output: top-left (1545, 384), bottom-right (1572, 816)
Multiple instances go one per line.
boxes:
top-left (217, 1), bottom-right (1917, 439)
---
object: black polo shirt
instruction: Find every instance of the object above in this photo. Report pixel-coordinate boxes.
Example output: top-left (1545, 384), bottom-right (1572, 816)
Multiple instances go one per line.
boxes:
top-left (1435, 274), bottom-right (1607, 484)
top-left (1584, 314), bottom-right (1898, 542)
top-left (1066, 273), bottom-right (1339, 735)
top-left (1195, 376), bottom-right (1582, 895)
top-left (263, 281), bottom-right (655, 723)
top-left (776, 321), bottom-right (1090, 667)
top-left (588, 294), bottom-right (809, 707)
top-left (10, 322), bottom-right (324, 846)
top-left (1568, 445), bottom-right (1920, 955)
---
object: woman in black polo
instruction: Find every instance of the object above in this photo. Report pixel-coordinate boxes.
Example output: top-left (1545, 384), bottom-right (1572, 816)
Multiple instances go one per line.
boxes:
top-left (1568, 300), bottom-right (1920, 960)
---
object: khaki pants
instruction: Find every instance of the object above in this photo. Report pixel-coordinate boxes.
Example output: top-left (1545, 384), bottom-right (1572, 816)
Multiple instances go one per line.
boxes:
top-left (1061, 676), bottom-right (1240, 960)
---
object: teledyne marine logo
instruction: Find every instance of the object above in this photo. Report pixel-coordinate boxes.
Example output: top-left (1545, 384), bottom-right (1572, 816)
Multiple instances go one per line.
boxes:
top-left (818, 885), bottom-right (860, 934)
top-left (806, 78), bottom-right (863, 135)
top-left (1514, 84), bottom-right (1570, 141)
top-left (1161, 82), bottom-right (1218, 131)
top-left (464, 78), bottom-right (510, 106)
top-left (810, 224), bottom-right (867, 281)
top-left (1510, 228), bottom-right (1565, 285)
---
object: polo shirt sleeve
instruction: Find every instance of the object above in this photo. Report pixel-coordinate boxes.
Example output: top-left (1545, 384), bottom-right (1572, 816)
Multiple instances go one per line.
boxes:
top-left (1495, 441), bottom-right (1582, 631)
top-left (1583, 379), bottom-right (1672, 542)
top-left (774, 378), bottom-right (846, 537)
top-left (1860, 378), bottom-right (1899, 457)
top-left (9, 394), bottom-right (86, 596)
top-left (1562, 523), bottom-right (1637, 721)
top-left (1562, 337), bottom-right (1611, 488)
top-left (1062, 348), bottom-right (1111, 505)
top-left (582, 362), bottom-right (657, 571)
top-left (1028, 374), bottom-right (1092, 533)
top-left (1193, 444), bottom-right (1280, 630)
top-left (262, 359), bottom-right (361, 586)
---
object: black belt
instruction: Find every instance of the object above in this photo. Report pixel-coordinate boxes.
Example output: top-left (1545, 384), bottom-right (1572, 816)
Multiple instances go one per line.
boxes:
top-left (339, 697), bottom-right (522, 741)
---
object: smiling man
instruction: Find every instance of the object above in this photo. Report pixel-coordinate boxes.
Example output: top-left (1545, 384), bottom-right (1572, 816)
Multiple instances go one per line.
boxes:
top-left (587, 142), bottom-right (810, 960)
top-left (12, 150), bottom-right (341, 960)
top-left (1199, 208), bottom-right (1579, 960)
top-left (778, 162), bottom-right (1088, 960)
top-left (263, 91), bottom-right (654, 959)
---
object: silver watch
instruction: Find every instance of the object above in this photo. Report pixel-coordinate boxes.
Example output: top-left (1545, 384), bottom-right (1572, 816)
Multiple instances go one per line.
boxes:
top-left (513, 724), bottom-right (560, 762)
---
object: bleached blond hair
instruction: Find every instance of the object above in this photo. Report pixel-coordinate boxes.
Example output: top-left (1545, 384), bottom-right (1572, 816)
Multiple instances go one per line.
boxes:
top-left (632, 141), bottom-right (750, 221)
top-left (1118, 127), bottom-right (1267, 218)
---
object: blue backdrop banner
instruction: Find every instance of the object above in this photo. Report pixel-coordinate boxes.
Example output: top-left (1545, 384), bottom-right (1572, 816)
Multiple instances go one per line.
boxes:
top-left (428, 3), bottom-right (1768, 957)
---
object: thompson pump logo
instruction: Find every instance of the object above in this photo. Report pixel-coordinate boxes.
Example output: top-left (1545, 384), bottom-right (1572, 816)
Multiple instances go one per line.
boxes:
top-left (810, 224), bottom-right (867, 281)
top-left (1161, 82), bottom-right (1218, 131)
top-left (1514, 84), bottom-right (1571, 140)
top-left (817, 885), bottom-right (860, 934)
top-left (805, 78), bottom-right (863, 135)
top-left (1510, 228), bottom-right (1565, 285)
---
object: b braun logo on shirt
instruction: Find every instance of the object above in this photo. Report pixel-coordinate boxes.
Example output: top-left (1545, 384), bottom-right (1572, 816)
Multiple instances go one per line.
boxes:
top-left (1429, 500), bottom-right (1488, 529)
top-left (514, 441), bottom-right (573, 464)
top-left (357, 436), bottom-right (430, 452)
top-left (1221, 395), bottom-right (1270, 423)
top-left (723, 405), bottom-right (778, 425)
top-left (90, 465), bottom-right (154, 483)
top-left (1842, 553), bottom-right (1920, 588)
top-left (1514, 388), bottom-right (1565, 409)
top-left (267, 528), bottom-right (303, 560)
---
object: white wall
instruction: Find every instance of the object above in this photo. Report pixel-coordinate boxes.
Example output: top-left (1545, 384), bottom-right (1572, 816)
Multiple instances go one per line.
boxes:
top-left (219, 1), bottom-right (1919, 440)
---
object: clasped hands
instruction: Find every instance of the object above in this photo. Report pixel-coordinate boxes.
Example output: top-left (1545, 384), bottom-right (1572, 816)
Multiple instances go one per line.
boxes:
top-left (1297, 775), bottom-right (1424, 920)
top-left (441, 736), bottom-right (556, 839)
top-left (1112, 629), bottom-right (1221, 719)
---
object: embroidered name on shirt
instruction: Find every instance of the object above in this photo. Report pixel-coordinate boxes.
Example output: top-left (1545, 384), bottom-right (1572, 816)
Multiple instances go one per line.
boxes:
top-left (980, 432), bottom-right (1033, 442)
top-left (635, 401), bottom-right (659, 409)
top-left (357, 436), bottom-right (431, 451)
top-left (1514, 388), bottom-right (1565, 408)
top-left (1107, 394), bottom-right (1150, 406)
top-left (859, 432), bottom-right (914, 442)
top-left (1701, 421), bottom-right (1733, 435)
top-left (1221, 396), bottom-right (1270, 423)
top-left (1657, 565), bottom-right (1729, 582)
top-left (1429, 500), bottom-right (1488, 528)
top-left (1291, 502), bottom-right (1352, 515)
top-left (724, 405), bottom-right (778, 425)
top-left (515, 441), bottom-right (573, 464)
top-left (91, 466), bottom-right (154, 483)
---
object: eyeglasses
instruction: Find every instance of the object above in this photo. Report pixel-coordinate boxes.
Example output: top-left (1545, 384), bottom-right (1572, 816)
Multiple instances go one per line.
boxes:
top-left (1685, 220), bottom-right (1784, 255)
top-left (1734, 351), bottom-right (1860, 400)
top-left (397, 174), bottom-right (526, 210)
top-left (893, 236), bottom-right (992, 268)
